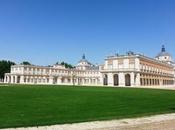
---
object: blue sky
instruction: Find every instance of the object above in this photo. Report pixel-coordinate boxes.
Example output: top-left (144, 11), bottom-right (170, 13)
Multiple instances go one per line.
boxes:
top-left (0, 0), bottom-right (175, 65)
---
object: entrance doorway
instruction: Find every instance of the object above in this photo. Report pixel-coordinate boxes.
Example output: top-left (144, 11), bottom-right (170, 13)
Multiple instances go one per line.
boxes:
top-left (125, 74), bottom-right (131, 86)
top-left (113, 74), bottom-right (119, 86)
top-left (103, 74), bottom-right (108, 85)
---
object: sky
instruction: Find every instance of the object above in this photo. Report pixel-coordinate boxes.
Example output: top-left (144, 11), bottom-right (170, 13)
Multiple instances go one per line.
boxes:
top-left (0, 0), bottom-right (175, 65)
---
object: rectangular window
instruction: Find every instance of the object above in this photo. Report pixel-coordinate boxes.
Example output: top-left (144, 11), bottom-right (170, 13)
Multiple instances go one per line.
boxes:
top-left (118, 59), bottom-right (123, 65)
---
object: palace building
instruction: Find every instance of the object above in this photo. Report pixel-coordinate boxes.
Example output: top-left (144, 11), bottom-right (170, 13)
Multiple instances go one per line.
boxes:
top-left (4, 45), bottom-right (175, 87)
top-left (4, 54), bottom-right (101, 86)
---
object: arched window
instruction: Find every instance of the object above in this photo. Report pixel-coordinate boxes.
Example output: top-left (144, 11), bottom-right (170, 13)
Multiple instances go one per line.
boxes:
top-left (103, 74), bottom-right (108, 85)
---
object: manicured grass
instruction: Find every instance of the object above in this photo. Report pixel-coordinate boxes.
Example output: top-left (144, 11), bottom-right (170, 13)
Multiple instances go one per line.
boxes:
top-left (0, 85), bottom-right (175, 128)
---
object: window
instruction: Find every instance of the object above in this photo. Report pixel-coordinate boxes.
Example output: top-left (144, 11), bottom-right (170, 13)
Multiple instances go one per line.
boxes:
top-left (108, 65), bottom-right (113, 69)
top-left (129, 59), bottom-right (135, 64)
top-left (118, 59), bottom-right (123, 65)
top-left (108, 60), bottom-right (113, 65)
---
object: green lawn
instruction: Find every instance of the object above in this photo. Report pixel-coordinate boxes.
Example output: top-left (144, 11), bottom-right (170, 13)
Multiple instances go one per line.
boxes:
top-left (0, 85), bottom-right (175, 128)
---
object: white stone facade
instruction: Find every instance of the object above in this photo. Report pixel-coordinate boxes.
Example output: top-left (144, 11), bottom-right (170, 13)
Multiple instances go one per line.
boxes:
top-left (4, 55), bottom-right (100, 86)
top-left (4, 65), bottom-right (100, 86)
top-left (101, 54), bottom-right (174, 87)
top-left (4, 46), bottom-right (175, 87)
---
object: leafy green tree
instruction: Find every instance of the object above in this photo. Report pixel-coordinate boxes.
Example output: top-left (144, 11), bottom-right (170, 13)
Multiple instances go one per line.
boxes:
top-left (60, 61), bottom-right (75, 69)
top-left (0, 60), bottom-right (15, 79)
top-left (55, 62), bottom-right (59, 65)
top-left (20, 61), bottom-right (31, 65)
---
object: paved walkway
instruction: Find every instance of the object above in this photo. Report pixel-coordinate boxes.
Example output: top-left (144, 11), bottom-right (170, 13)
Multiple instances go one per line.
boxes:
top-left (112, 119), bottom-right (175, 130)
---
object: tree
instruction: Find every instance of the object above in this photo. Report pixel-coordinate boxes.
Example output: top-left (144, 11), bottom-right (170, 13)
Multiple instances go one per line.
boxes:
top-left (60, 61), bottom-right (75, 69)
top-left (0, 60), bottom-right (16, 79)
top-left (20, 61), bottom-right (31, 65)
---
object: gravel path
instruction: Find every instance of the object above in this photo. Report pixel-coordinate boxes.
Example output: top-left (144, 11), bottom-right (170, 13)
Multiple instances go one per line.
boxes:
top-left (98, 119), bottom-right (175, 130)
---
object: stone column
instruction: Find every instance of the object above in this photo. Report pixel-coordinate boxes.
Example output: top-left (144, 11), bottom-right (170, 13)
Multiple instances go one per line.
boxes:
top-left (4, 76), bottom-right (7, 83)
top-left (49, 69), bottom-right (52, 75)
top-left (96, 78), bottom-right (98, 85)
top-left (95, 78), bottom-right (97, 85)
top-left (85, 79), bottom-right (88, 84)
top-left (73, 78), bottom-right (77, 85)
top-left (75, 78), bottom-right (78, 85)
top-left (7, 76), bottom-right (10, 83)
top-left (11, 75), bottom-right (14, 83)
top-left (29, 77), bottom-right (32, 84)
top-left (28, 76), bottom-right (31, 84)
top-left (57, 77), bottom-right (62, 84)
top-left (98, 78), bottom-right (100, 85)
top-left (83, 78), bottom-right (86, 85)
top-left (30, 76), bottom-right (33, 84)
top-left (82, 78), bottom-right (85, 85)
top-left (99, 73), bottom-right (104, 86)
top-left (93, 78), bottom-right (95, 85)
top-left (20, 76), bottom-right (24, 84)
top-left (33, 76), bottom-right (37, 84)
top-left (107, 73), bottom-right (114, 86)
top-left (130, 72), bottom-right (135, 86)
top-left (119, 73), bottom-right (125, 86)
top-left (5, 76), bottom-right (8, 83)
top-left (49, 77), bottom-right (53, 84)
top-left (25, 76), bottom-right (28, 84)
top-left (78, 78), bottom-right (81, 85)
top-left (5, 76), bottom-right (7, 83)
top-left (37, 76), bottom-right (40, 84)
top-left (91, 79), bottom-right (93, 85)
top-left (14, 75), bottom-right (17, 83)
top-left (64, 78), bottom-right (68, 84)
top-left (70, 78), bottom-right (73, 84)
top-left (135, 73), bottom-right (140, 86)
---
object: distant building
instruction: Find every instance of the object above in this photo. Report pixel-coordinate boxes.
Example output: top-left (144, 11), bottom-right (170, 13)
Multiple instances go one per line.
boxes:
top-left (4, 45), bottom-right (175, 87)
top-left (4, 55), bottom-right (100, 85)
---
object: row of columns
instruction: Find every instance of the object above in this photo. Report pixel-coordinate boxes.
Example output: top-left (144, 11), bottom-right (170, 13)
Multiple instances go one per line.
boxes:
top-left (140, 73), bottom-right (174, 86)
top-left (140, 78), bottom-right (174, 86)
top-left (4, 75), bottom-right (100, 85)
top-left (4, 75), bottom-right (18, 84)
top-left (162, 79), bottom-right (174, 85)
top-left (101, 72), bottom-right (140, 87)
top-left (140, 78), bottom-right (160, 86)
top-left (71, 78), bottom-right (100, 85)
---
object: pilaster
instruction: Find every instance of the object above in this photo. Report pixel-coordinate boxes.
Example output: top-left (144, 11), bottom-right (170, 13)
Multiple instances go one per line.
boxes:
top-left (119, 73), bottom-right (125, 86)
top-left (130, 72), bottom-right (135, 86)
top-left (135, 73), bottom-right (140, 86)
top-left (11, 76), bottom-right (14, 83)
top-left (49, 77), bottom-right (53, 84)
top-left (20, 76), bottom-right (24, 84)
top-left (107, 73), bottom-right (114, 86)
top-left (57, 77), bottom-right (62, 84)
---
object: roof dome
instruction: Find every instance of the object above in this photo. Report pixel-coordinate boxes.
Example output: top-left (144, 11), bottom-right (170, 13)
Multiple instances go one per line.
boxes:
top-left (156, 45), bottom-right (171, 58)
top-left (76, 54), bottom-right (98, 70)
top-left (78, 54), bottom-right (90, 63)
top-left (77, 54), bottom-right (92, 65)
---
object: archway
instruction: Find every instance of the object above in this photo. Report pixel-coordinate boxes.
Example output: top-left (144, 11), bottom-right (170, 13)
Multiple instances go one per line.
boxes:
top-left (17, 76), bottom-right (20, 83)
top-left (113, 74), bottom-right (119, 86)
top-left (53, 77), bottom-right (57, 84)
top-left (125, 74), bottom-right (131, 86)
top-left (61, 77), bottom-right (65, 83)
top-left (103, 74), bottom-right (108, 85)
